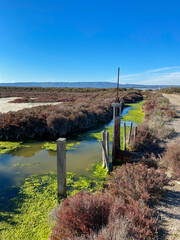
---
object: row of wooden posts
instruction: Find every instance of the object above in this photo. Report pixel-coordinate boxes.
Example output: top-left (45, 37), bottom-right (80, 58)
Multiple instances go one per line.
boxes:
top-left (56, 102), bottom-right (138, 201)
top-left (56, 122), bottom-right (137, 201)
top-left (101, 123), bottom-right (137, 171)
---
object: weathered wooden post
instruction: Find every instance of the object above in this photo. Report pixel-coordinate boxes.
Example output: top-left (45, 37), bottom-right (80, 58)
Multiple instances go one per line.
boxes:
top-left (101, 130), bottom-right (110, 171)
top-left (102, 130), bottom-right (106, 168)
top-left (134, 126), bottom-right (137, 140)
top-left (112, 102), bottom-right (122, 164)
top-left (123, 122), bottom-right (126, 151)
top-left (112, 67), bottom-right (122, 164)
top-left (128, 122), bottom-right (133, 145)
top-left (57, 138), bottom-right (67, 202)
top-left (105, 131), bottom-right (109, 171)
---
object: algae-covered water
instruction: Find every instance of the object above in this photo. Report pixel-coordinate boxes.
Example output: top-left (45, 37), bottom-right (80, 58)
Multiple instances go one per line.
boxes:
top-left (0, 101), bottom-right (144, 191)
top-left (0, 100), bottom-right (145, 240)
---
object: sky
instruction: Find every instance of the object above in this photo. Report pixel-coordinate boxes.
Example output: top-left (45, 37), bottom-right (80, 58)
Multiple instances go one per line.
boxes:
top-left (0, 0), bottom-right (180, 85)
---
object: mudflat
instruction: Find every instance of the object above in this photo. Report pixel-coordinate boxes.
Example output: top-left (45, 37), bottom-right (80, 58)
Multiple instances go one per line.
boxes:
top-left (0, 97), bottom-right (62, 113)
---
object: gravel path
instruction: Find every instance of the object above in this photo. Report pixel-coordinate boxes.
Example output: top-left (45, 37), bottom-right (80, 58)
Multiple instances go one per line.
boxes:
top-left (157, 94), bottom-right (180, 240)
top-left (163, 94), bottom-right (180, 144)
top-left (0, 97), bottom-right (62, 113)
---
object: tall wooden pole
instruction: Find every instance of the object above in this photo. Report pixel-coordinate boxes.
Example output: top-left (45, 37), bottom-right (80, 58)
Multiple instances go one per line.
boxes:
top-left (117, 67), bottom-right (120, 99)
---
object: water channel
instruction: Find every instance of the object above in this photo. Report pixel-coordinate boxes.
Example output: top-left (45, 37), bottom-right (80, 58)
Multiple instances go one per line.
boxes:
top-left (0, 105), bottom-right (136, 191)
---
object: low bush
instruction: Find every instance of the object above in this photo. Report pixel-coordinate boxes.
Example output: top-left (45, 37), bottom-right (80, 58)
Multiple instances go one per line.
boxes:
top-left (129, 124), bottom-right (157, 154)
top-left (161, 142), bottom-right (180, 180)
top-left (50, 191), bottom-right (113, 240)
top-left (71, 218), bottom-right (134, 240)
top-left (140, 157), bottom-right (159, 169)
top-left (130, 92), bottom-right (176, 154)
top-left (50, 162), bottom-right (167, 240)
top-left (106, 163), bottom-right (168, 205)
top-left (51, 195), bottom-right (158, 240)
top-left (110, 199), bottom-right (157, 240)
top-left (161, 87), bottom-right (180, 94)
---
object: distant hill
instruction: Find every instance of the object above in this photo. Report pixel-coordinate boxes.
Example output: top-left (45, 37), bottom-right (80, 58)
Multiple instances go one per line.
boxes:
top-left (0, 82), bottom-right (179, 89)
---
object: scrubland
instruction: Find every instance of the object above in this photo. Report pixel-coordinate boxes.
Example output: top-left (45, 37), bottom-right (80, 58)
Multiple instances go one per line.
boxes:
top-left (1, 88), bottom-right (179, 240)
top-left (0, 87), bottom-right (142, 140)
top-left (51, 90), bottom-right (180, 240)
top-left (160, 87), bottom-right (180, 94)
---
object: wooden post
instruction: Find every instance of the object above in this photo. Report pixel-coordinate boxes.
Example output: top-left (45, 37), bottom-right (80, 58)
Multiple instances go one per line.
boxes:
top-left (119, 105), bottom-right (121, 150)
top-left (102, 130), bottom-right (106, 168)
top-left (101, 130), bottom-right (110, 171)
top-left (112, 103), bottom-right (121, 164)
top-left (123, 122), bottom-right (126, 151)
top-left (117, 67), bottom-right (120, 98)
top-left (105, 131), bottom-right (109, 171)
top-left (134, 126), bottom-right (137, 140)
top-left (128, 122), bottom-right (133, 145)
top-left (57, 138), bottom-right (67, 202)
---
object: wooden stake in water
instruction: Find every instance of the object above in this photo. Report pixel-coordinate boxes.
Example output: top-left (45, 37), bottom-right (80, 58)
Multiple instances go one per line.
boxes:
top-left (128, 122), bottom-right (133, 145)
top-left (101, 130), bottom-right (110, 171)
top-left (102, 130), bottom-right (106, 168)
top-left (57, 138), bottom-right (67, 202)
top-left (123, 122), bottom-right (126, 151)
top-left (105, 131), bottom-right (109, 171)
top-left (134, 126), bottom-right (137, 140)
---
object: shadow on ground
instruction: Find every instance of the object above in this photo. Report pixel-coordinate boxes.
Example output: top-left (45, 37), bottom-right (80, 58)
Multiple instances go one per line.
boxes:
top-left (157, 188), bottom-right (180, 240)
top-left (0, 186), bottom-right (26, 226)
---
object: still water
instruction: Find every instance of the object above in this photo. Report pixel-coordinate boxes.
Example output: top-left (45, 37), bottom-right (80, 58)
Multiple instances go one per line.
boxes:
top-left (0, 106), bottom-right (135, 191)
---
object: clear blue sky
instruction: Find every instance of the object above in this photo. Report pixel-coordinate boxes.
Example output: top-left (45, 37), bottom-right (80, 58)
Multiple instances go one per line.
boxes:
top-left (0, 0), bottom-right (180, 85)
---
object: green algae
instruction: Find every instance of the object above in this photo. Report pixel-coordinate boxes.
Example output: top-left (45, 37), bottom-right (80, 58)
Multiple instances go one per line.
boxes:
top-left (42, 141), bottom-right (81, 151)
top-left (0, 100), bottom-right (145, 239)
top-left (87, 100), bottom-right (145, 149)
top-left (0, 141), bottom-right (23, 154)
top-left (0, 162), bottom-right (107, 240)
top-left (88, 125), bottom-right (130, 150)
top-left (13, 163), bottom-right (39, 168)
top-left (121, 100), bottom-right (145, 124)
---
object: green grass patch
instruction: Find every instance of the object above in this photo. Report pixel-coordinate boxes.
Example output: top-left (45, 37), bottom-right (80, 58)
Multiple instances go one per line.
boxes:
top-left (0, 163), bottom-right (107, 240)
top-left (42, 141), bottom-right (81, 151)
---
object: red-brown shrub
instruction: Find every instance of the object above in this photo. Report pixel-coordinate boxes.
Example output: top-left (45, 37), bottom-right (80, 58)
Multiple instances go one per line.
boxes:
top-left (66, 199), bottom-right (157, 240)
top-left (166, 109), bottom-right (177, 118)
top-left (162, 142), bottom-right (180, 180)
top-left (50, 191), bottom-right (113, 240)
top-left (106, 163), bottom-right (169, 204)
top-left (110, 199), bottom-right (157, 240)
top-left (0, 88), bottom-right (143, 140)
top-left (70, 217), bottom-right (133, 240)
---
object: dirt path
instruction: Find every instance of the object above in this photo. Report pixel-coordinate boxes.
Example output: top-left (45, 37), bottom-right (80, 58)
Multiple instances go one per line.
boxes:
top-left (0, 97), bottom-right (62, 113)
top-left (157, 94), bottom-right (180, 240)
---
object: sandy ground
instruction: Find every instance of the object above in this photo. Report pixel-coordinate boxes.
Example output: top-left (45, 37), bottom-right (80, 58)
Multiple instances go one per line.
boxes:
top-left (0, 97), bottom-right (62, 113)
top-left (157, 94), bottom-right (180, 240)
